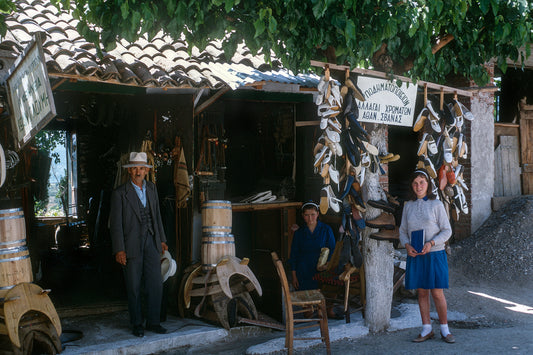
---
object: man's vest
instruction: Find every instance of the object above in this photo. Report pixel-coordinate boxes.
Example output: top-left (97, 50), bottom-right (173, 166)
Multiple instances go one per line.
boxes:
top-left (138, 197), bottom-right (155, 236)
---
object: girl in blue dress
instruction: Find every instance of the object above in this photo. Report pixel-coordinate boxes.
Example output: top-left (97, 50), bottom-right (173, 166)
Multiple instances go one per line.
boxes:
top-left (289, 202), bottom-right (336, 290)
top-left (399, 169), bottom-right (455, 344)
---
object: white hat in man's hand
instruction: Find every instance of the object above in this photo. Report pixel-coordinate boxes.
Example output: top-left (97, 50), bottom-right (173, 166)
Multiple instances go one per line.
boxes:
top-left (161, 250), bottom-right (177, 282)
top-left (122, 152), bottom-right (153, 168)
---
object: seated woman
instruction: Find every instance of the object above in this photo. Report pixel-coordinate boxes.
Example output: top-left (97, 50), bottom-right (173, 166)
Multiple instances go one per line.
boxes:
top-left (289, 201), bottom-right (336, 291)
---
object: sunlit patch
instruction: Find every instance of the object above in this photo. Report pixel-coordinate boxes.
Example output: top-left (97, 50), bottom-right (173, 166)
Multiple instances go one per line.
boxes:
top-left (468, 291), bottom-right (533, 315)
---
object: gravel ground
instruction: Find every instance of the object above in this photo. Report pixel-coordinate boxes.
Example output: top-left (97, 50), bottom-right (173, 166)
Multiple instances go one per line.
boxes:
top-left (450, 195), bottom-right (533, 283)
top-left (445, 195), bottom-right (533, 327)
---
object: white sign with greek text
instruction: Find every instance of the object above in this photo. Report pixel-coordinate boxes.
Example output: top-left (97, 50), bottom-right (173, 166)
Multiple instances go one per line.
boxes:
top-left (6, 38), bottom-right (56, 150)
top-left (356, 76), bottom-right (417, 127)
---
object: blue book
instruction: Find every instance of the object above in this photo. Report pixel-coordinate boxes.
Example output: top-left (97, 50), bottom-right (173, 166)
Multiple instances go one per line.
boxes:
top-left (410, 229), bottom-right (425, 253)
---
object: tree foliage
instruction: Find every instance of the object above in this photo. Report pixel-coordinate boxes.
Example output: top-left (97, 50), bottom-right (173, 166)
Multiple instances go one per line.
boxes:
top-left (3, 1), bottom-right (533, 85)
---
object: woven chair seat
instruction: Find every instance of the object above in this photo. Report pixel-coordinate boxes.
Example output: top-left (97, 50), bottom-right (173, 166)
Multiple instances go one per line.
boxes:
top-left (291, 289), bottom-right (325, 305)
top-left (314, 270), bottom-right (360, 286)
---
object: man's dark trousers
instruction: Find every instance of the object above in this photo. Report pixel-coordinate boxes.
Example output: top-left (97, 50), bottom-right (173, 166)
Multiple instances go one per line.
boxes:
top-left (123, 232), bottom-right (162, 327)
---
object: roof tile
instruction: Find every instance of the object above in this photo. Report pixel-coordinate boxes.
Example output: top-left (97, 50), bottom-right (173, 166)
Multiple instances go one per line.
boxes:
top-left (3, 0), bottom-right (320, 90)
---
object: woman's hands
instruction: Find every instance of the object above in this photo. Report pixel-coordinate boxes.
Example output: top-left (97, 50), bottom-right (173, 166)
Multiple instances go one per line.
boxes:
top-left (291, 270), bottom-right (299, 290)
top-left (317, 263), bottom-right (328, 272)
top-left (405, 242), bottom-right (433, 257)
top-left (421, 241), bottom-right (433, 254)
top-left (405, 243), bottom-right (418, 257)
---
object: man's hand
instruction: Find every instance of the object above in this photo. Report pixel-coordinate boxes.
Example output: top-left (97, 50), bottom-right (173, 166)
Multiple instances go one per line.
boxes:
top-left (115, 251), bottom-right (127, 266)
top-left (161, 242), bottom-right (168, 252)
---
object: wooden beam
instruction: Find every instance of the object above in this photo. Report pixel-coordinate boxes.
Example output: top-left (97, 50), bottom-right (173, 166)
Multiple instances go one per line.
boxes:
top-left (50, 78), bottom-right (67, 91)
top-left (193, 88), bottom-right (207, 109)
top-left (295, 120), bottom-right (319, 127)
top-left (193, 86), bottom-right (231, 117)
top-left (310, 60), bottom-right (473, 97)
top-left (48, 72), bottom-right (197, 89)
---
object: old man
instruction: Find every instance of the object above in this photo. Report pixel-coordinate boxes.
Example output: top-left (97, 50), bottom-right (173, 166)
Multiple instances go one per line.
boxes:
top-left (110, 152), bottom-right (168, 337)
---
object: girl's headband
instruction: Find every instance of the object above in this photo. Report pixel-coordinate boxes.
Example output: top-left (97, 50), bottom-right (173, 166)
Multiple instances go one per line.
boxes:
top-left (301, 201), bottom-right (319, 211)
top-left (414, 169), bottom-right (429, 179)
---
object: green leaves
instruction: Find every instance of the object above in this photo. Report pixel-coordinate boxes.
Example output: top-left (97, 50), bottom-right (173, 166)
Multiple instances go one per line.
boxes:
top-left (120, 1), bottom-right (129, 20)
top-left (9, 0), bottom-right (529, 86)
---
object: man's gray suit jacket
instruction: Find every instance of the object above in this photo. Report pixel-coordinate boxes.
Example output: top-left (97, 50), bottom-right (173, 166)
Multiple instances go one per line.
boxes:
top-left (110, 180), bottom-right (167, 257)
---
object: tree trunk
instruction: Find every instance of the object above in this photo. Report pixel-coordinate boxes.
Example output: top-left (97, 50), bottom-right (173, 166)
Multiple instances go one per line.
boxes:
top-left (362, 124), bottom-right (394, 333)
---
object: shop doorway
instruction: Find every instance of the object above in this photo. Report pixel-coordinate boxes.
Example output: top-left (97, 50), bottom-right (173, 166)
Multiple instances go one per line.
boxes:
top-left (388, 126), bottom-right (418, 200)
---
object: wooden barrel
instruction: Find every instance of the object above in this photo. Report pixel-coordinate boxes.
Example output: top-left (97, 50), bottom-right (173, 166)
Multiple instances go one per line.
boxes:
top-left (201, 232), bottom-right (235, 271)
top-left (0, 208), bottom-right (32, 298)
top-left (202, 200), bottom-right (232, 234)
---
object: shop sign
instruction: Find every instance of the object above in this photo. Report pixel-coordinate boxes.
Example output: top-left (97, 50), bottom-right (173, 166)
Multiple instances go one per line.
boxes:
top-left (5, 38), bottom-right (56, 150)
top-left (356, 76), bottom-right (417, 127)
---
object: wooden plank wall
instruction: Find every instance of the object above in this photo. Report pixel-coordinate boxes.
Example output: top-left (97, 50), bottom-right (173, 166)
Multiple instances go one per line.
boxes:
top-left (494, 136), bottom-right (521, 197)
top-left (520, 105), bottom-right (533, 194)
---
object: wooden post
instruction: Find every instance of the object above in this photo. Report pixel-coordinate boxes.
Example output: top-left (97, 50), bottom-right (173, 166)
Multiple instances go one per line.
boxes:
top-left (362, 125), bottom-right (394, 333)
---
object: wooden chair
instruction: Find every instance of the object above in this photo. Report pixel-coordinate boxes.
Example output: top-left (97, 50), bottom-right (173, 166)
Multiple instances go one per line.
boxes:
top-left (317, 237), bottom-right (366, 323)
top-left (271, 252), bottom-right (331, 355)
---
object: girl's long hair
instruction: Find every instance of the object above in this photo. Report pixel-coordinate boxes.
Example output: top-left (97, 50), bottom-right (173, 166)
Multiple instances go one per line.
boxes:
top-left (407, 168), bottom-right (437, 201)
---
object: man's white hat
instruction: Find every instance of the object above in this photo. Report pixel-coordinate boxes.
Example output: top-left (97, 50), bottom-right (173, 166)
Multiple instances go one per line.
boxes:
top-left (122, 152), bottom-right (153, 168)
top-left (161, 250), bottom-right (177, 282)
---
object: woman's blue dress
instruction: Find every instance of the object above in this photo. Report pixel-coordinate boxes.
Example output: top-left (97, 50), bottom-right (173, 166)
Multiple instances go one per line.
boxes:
top-left (289, 220), bottom-right (336, 290)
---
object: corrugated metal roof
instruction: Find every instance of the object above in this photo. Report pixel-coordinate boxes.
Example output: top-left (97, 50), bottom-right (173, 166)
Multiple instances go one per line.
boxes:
top-left (1, 0), bottom-right (320, 91)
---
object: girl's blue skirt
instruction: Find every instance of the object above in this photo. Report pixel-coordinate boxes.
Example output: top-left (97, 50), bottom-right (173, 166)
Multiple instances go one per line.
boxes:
top-left (405, 250), bottom-right (449, 290)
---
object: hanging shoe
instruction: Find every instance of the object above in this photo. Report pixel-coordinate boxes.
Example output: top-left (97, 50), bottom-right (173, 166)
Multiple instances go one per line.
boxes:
top-left (320, 116), bottom-right (328, 130)
top-left (320, 162), bottom-right (330, 178)
top-left (437, 164), bottom-right (450, 190)
top-left (330, 84), bottom-right (342, 106)
top-left (345, 78), bottom-right (365, 101)
top-left (457, 186), bottom-right (468, 214)
top-left (417, 133), bottom-right (429, 156)
top-left (340, 175), bottom-right (355, 199)
top-left (351, 206), bottom-right (366, 230)
top-left (454, 99), bottom-right (475, 121)
top-left (346, 112), bottom-right (369, 141)
top-left (459, 140), bottom-right (468, 159)
top-left (320, 186), bottom-right (329, 214)
top-left (442, 103), bottom-right (456, 126)
top-left (379, 152), bottom-right (394, 161)
top-left (327, 185), bottom-right (341, 213)
top-left (325, 127), bottom-right (340, 143)
top-left (362, 141), bottom-right (379, 156)
top-left (427, 134), bottom-right (438, 156)
top-left (317, 77), bottom-right (328, 94)
top-left (413, 108), bottom-right (429, 132)
top-left (328, 117), bottom-right (342, 133)
top-left (370, 227), bottom-right (400, 242)
top-left (367, 199), bottom-right (396, 214)
top-left (423, 156), bottom-right (437, 178)
top-left (426, 100), bottom-right (439, 120)
top-left (358, 165), bottom-right (366, 186)
top-left (361, 152), bottom-right (371, 168)
top-left (314, 146), bottom-right (328, 168)
top-left (443, 139), bottom-right (453, 164)
top-left (349, 187), bottom-right (366, 212)
top-left (329, 164), bottom-right (340, 184)
top-left (451, 131), bottom-right (460, 153)
top-left (365, 212), bottom-right (395, 230)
